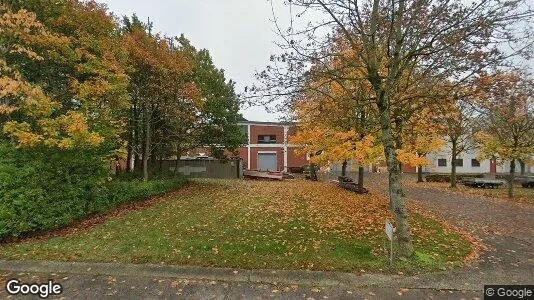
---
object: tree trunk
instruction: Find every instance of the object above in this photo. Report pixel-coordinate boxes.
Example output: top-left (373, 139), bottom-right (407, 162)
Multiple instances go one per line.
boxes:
top-left (508, 159), bottom-right (516, 198)
top-left (519, 159), bottom-right (525, 175)
top-left (450, 140), bottom-right (457, 188)
top-left (310, 163), bottom-right (318, 181)
top-left (126, 103), bottom-right (136, 172)
top-left (341, 160), bottom-right (347, 176)
top-left (133, 112), bottom-right (140, 172)
top-left (358, 166), bottom-right (364, 191)
top-left (366, 0), bottom-right (412, 257)
top-left (375, 88), bottom-right (413, 258)
top-left (126, 140), bottom-right (133, 173)
top-left (174, 147), bottom-right (180, 175)
top-left (417, 166), bottom-right (423, 183)
top-left (142, 107), bottom-right (150, 182)
top-left (384, 143), bottom-right (413, 257)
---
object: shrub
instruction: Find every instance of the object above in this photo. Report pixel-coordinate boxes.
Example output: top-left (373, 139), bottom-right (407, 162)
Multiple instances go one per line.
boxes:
top-left (288, 166), bottom-right (304, 173)
top-left (88, 177), bottom-right (187, 214)
top-left (0, 143), bottom-right (186, 239)
top-left (425, 173), bottom-right (485, 182)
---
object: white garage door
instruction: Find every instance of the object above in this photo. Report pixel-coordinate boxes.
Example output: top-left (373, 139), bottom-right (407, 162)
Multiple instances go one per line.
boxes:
top-left (258, 153), bottom-right (277, 171)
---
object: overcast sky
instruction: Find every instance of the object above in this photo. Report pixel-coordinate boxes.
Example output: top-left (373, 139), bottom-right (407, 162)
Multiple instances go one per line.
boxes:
top-left (100, 0), bottom-right (289, 122)
top-left (100, 0), bottom-right (534, 122)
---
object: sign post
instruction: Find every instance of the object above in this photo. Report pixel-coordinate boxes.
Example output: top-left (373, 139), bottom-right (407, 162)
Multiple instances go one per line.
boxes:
top-left (385, 221), bottom-right (394, 266)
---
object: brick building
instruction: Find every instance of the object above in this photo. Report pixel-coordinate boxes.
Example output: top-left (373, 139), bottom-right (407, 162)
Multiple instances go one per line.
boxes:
top-left (237, 120), bottom-right (308, 172)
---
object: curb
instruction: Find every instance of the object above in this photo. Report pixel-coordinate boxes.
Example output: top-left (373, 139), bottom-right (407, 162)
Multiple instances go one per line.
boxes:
top-left (2, 260), bottom-right (531, 292)
top-left (0, 260), bottom-right (416, 288)
top-left (0, 260), bottom-right (488, 291)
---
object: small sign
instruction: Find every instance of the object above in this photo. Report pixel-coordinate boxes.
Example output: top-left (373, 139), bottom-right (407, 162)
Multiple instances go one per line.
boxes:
top-left (385, 221), bottom-right (394, 241)
top-left (385, 221), bottom-right (394, 267)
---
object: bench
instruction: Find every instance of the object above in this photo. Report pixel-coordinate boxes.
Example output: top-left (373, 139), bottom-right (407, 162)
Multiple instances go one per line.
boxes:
top-left (462, 178), bottom-right (505, 189)
top-left (518, 176), bottom-right (534, 188)
top-left (334, 176), bottom-right (368, 194)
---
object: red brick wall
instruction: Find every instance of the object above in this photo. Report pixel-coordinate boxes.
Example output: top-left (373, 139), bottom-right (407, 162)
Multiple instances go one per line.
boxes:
top-left (249, 125), bottom-right (284, 144)
top-left (237, 148), bottom-right (248, 169)
top-left (287, 147), bottom-right (308, 168)
top-left (232, 124), bottom-right (309, 171)
top-left (401, 164), bottom-right (417, 173)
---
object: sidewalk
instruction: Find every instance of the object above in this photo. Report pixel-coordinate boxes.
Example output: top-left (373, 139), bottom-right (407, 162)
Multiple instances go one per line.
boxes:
top-left (0, 260), bottom-right (485, 299)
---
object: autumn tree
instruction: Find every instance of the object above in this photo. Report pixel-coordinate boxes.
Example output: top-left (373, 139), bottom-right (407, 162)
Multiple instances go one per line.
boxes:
top-left (253, 0), bottom-right (533, 257)
top-left (397, 107), bottom-right (444, 183)
top-left (291, 91), bottom-right (383, 190)
top-left (289, 45), bottom-right (383, 190)
top-left (176, 35), bottom-right (247, 159)
top-left (474, 71), bottom-right (534, 198)
top-left (0, 1), bottom-right (131, 229)
top-left (122, 16), bottom-right (201, 181)
top-left (434, 87), bottom-right (479, 188)
top-left (3, 0), bottom-right (130, 154)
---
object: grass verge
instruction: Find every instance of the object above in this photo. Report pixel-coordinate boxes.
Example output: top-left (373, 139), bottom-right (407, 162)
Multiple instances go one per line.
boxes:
top-left (0, 179), bottom-right (473, 273)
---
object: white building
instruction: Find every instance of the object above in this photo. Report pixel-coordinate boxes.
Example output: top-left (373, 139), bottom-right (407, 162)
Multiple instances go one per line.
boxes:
top-left (422, 142), bottom-right (533, 174)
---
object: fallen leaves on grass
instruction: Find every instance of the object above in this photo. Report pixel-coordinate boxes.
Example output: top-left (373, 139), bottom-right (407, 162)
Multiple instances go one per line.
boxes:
top-left (409, 201), bottom-right (484, 267)
top-left (0, 178), bottom-right (474, 272)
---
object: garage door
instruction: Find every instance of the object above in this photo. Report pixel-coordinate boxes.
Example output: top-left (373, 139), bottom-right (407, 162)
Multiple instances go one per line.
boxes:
top-left (258, 153), bottom-right (277, 171)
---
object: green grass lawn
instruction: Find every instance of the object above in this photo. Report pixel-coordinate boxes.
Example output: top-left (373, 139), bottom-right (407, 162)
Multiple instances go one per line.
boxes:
top-left (0, 179), bottom-right (473, 273)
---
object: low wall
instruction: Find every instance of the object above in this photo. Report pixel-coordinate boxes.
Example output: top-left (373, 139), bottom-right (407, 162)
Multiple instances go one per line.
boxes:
top-left (163, 159), bottom-right (242, 179)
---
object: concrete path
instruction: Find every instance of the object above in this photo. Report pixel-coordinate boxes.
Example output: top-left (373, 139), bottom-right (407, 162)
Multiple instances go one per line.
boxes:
top-left (404, 184), bottom-right (534, 282)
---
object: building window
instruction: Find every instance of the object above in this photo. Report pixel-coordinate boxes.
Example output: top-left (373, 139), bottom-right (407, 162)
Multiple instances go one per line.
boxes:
top-left (453, 159), bottom-right (463, 167)
top-left (258, 135), bottom-right (276, 144)
top-left (437, 159), bottom-right (447, 167)
top-left (471, 159), bottom-right (480, 167)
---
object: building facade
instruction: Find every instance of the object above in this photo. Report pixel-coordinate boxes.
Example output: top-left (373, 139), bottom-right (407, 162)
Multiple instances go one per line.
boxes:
top-left (237, 121), bottom-right (308, 172)
top-left (185, 121), bottom-right (532, 175)
top-left (422, 142), bottom-right (534, 174)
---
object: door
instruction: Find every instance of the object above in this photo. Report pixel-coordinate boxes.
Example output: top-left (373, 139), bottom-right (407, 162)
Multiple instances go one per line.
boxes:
top-left (258, 153), bottom-right (277, 171)
top-left (490, 159), bottom-right (497, 173)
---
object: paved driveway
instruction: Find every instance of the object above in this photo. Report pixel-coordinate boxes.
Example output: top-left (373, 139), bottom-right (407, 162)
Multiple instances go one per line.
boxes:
top-left (364, 173), bottom-right (534, 288)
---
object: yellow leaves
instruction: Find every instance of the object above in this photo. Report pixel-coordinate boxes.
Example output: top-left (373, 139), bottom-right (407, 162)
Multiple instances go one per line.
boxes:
top-left (9, 44), bottom-right (43, 60)
top-left (2, 112), bottom-right (103, 149)
top-left (0, 4), bottom-right (128, 153)
top-left (396, 149), bottom-right (430, 167)
top-left (474, 131), bottom-right (533, 162)
top-left (57, 138), bottom-right (74, 150)
top-left (292, 125), bottom-right (384, 167)
top-left (2, 120), bottom-right (29, 134)
top-left (60, 112), bottom-right (88, 135)
top-left (11, 131), bottom-right (42, 147)
top-left (0, 104), bottom-right (18, 114)
top-left (87, 133), bottom-right (104, 146)
top-left (23, 87), bottom-right (59, 118)
top-left (0, 63), bottom-right (98, 149)
top-left (2, 121), bottom-right (41, 147)
top-left (472, 71), bottom-right (534, 163)
top-left (0, 7), bottom-right (69, 61)
top-left (54, 112), bottom-right (104, 149)
top-left (0, 73), bottom-right (24, 98)
top-left (0, 61), bottom-right (59, 118)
